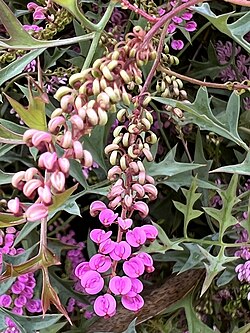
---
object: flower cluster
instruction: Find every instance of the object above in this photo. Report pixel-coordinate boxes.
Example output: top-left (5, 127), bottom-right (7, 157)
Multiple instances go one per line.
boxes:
top-left (0, 227), bottom-right (41, 332)
top-left (159, 0), bottom-right (197, 50)
top-left (216, 40), bottom-right (250, 110)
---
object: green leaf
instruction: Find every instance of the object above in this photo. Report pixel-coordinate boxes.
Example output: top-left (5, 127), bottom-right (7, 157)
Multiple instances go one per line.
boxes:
top-left (0, 48), bottom-right (45, 86)
top-left (44, 47), bottom-right (69, 70)
top-left (69, 159), bottom-right (88, 189)
top-left (14, 221), bottom-right (40, 246)
top-left (0, 168), bottom-right (14, 185)
top-left (122, 319), bottom-right (137, 333)
top-left (193, 3), bottom-right (250, 54)
top-left (0, 123), bottom-right (24, 144)
top-left (5, 94), bottom-right (47, 131)
top-left (0, 119), bottom-right (28, 134)
top-left (211, 151), bottom-right (250, 175)
top-left (0, 0), bottom-right (95, 50)
top-left (40, 322), bottom-right (67, 333)
top-left (0, 308), bottom-right (62, 333)
top-left (153, 88), bottom-right (248, 151)
top-left (144, 145), bottom-right (204, 178)
top-left (178, 243), bottom-right (206, 274)
top-left (0, 213), bottom-right (25, 228)
top-left (203, 174), bottom-right (239, 237)
top-left (173, 177), bottom-right (203, 236)
top-left (232, 323), bottom-right (250, 333)
top-left (49, 184), bottom-right (79, 214)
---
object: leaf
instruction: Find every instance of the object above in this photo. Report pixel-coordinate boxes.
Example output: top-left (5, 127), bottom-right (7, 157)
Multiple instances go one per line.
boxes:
top-left (40, 322), bottom-right (67, 333)
top-left (44, 48), bottom-right (69, 70)
top-left (0, 169), bottom-right (14, 185)
top-left (0, 213), bottom-right (25, 228)
top-left (0, 0), bottom-right (95, 50)
top-left (14, 221), bottom-right (40, 246)
top-left (211, 151), bottom-right (250, 175)
top-left (0, 119), bottom-right (28, 134)
top-left (0, 307), bottom-right (62, 333)
top-left (203, 174), bottom-right (239, 237)
top-left (173, 177), bottom-right (203, 236)
top-left (232, 323), bottom-right (250, 333)
top-left (153, 88), bottom-right (248, 151)
top-left (0, 123), bottom-right (24, 144)
top-left (69, 159), bottom-right (88, 189)
top-left (178, 243), bottom-right (206, 274)
top-left (87, 229), bottom-right (97, 258)
top-left (48, 184), bottom-right (78, 213)
top-left (122, 319), bottom-right (137, 333)
top-left (144, 145), bottom-right (204, 178)
top-left (5, 94), bottom-right (47, 131)
top-left (0, 48), bottom-right (45, 86)
top-left (193, 3), bottom-right (250, 54)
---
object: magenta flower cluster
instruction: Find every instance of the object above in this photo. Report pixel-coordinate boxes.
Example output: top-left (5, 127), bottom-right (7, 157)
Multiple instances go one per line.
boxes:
top-left (75, 203), bottom-right (157, 316)
top-left (0, 227), bottom-right (41, 332)
top-left (159, 0), bottom-right (197, 50)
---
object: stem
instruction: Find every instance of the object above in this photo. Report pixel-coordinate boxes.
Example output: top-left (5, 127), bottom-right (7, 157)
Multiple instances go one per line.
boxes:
top-left (119, 0), bottom-right (159, 23)
top-left (81, 0), bottom-right (116, 71)
top-left (224, 0), bottom-right (250, 6)
top-left (161, 66), bottom-right (250, 91)
top-left (39, 217), bottom-right (48, 252)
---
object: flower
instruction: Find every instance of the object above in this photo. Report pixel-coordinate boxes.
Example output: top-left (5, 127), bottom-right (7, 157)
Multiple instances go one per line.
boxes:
top-left (109, 276), bottom-right (132, 295)
top-left (123, 257), bottom-right (145, 278)
top-left (89, 254), bottom-right (112, 273)
top-left (94, 294), bottom-right (116, 317)
top-left (126, 227), bottom-right (147, 247)
top-left (99, 209), bottom-right (118, 226)
top-left (121, 293), bottom-right (144, 311)
top-left (80, 270), bottom-right (104, 295)
top-left (90, 229), bottom-right (112, 244)
top-left (109, 241), bottom-right (131, 261)
top-left (171, 40), bottom-right (184, 50)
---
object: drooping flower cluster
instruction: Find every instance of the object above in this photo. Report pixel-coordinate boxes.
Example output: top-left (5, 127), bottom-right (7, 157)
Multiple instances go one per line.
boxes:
top-left (0, 227), bottom-right (41, 332)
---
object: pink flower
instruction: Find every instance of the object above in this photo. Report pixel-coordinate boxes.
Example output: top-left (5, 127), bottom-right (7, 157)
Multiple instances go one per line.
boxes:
top-left (51, 171), bottom-right (65, 192)
top-left (94, 294), bottom-right (116, 317)
top-left (185, 21), bottom-right (197, 32)
top-left (89, 254), bottom-right (111, 273)
top-left (37, 185), bottom-right (52, 205)
top-left (38, 152), bottom-right (58, 171)
top-left (80, 270), bottom-right (104, 295)
top-left (126, 227), bottom-right (147, 247)
top-left (117, 217), bottom-right (133, 230)
top-left (123, 257), bottom-right (145, 278)
top-left (109, 241), bottom-right (131, 261)
top-left (25, 203), bottom-right (48, 222)
top-left (171, 40), bottom-right (184, 50)
top-left (141, 225), bottom-right (158, 241)
top-left (172, 16), bottom-right (183, 24)
top-left (90, 201), bottom-right (107, 217)
top-left (109, 276), bottom-right (132, 295)
top-left (181, 12), bottom-right (193, 20)
top-left (90, 229), bottom-right (112, 244)
top-left (121, 294), bottom-right (144, 311)
top-left (130, 278), bottom-right (143, 295)
top-left (75, 262), bottom-right (90, 278)
top-left (8, 197), bottom-right (22, 215)
top-left (0, 294), bottom-right (12, 307)
top-left (167, 24), bottom-right (176, 34)
top-left (99, 209), bottom-right (118, 226)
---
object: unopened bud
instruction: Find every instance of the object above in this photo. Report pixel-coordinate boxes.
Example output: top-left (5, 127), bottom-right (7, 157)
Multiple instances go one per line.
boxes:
top-left (102, 66), bottom-right (114, 81)
top-left (54, 86), bottom-right (72, 101)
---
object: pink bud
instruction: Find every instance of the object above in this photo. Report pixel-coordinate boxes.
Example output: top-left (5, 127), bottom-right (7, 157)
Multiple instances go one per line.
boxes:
top-left (73, 141), bottom-right (84, 159)
top-left (89, 254), bottom-right (111, 273)
top-left (124, 195), bottom-right (133, 208)
top-left (24, 168), bottom-right (40, 182)
top-left (25, 203), bottom-right (48, 222)
top-left (94, 294), bottom-right (116, 317)
top-left (8, 197), bottom-right (22, 215)
top-left (143, 184), bottom-right (158, 200)
top-left (90, 201), bottom-right (107, 217)
top-left (82, 150), bottom-right (93, 168)
top-left (12, 171), bottom-right (25, 190)
top-left (80, 270), bottom-right (104, 295)
top-left (32, 131), bottom-right (52, 147)
top-left (108, 195), bottom-right (122, 210)
top-left (48, 116), bottom-right (65, 133)
top-left (136, 252), bottom-right (154, 267)
top-left (185, 21), bottom-right (197, 32)
top-left (51, 171), bottom-right (65, 192)
top-left (70, 115), bottom-right (84, 130)
top-left (58, 157), bottom-right (70, 174)
top-left (109, 276), bottom-right (132, 295)
top-left (37, 185), bottom-right (52, 205)
top-left (132, 201), bottom-right (149, 218)
top-left (38, 152), bottom-right (58, 171)
top-left (23, 129), bottom-right (37, 146)
top-left (107, 166), bottom-right (122, 181)
top-left (132, 184), bottom-right (145, 198)
top-left (60, 131), bottom-right (72, 149)
top-left (23, 179), bottom-right (43, 198)
top-left (27, 2), bottom-right (38, 10)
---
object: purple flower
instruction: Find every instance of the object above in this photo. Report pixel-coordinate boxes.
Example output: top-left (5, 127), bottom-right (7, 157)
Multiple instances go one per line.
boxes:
top-left (109, 276), bottom-right (132, 295)
top-left (181, 12), bottom-right (193, 20)
top-left (89, 254), bottom-right (112, 273)
top-left (123, 257), bottom-right (145, 278)
top-left (185, 21), bottom-right (197, 32)
top-left (99, 238), bottom-right (116, 254)
top-left (167, 24), bottom-right (177, 34)
top-left (141, 225), bottom-right (158, 241)
top-left (75, 262), bottom-right (90, 278)
top-left (94, 294), bottom-right (116, 317)
top-left (172, 16), bottom-right (183, 24)
top-left (80, 270), bottom-right (104, 295)
top-left (117, 217), bottom-right (132, 230)
top-left (14, 295), bottom-right (27, 308)
top-left (130, 278), bottom-right (143, 295)
top-left (90, 229), bottom-right (112, 244)
top-left (121, 293), bottom-right (144, 311)
top-left (26, 299), bottom-right (41, 313)
top-left (171, 40), bottom-right (184, 50)
top-left (99, 209), bottom-right (118, 226)
top-left (126, 227), bottom-right (147, 247)
top-left (11, 281), bottom-right (25, 294)
top-left (0, 294), bottom-right (12, 307)
top-left (109, 241), bottom-right (131, 261)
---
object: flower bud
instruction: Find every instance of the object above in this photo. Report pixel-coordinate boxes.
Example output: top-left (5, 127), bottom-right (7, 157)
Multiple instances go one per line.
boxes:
top-left (60, 131), bottom-right (72, 149)
top-left (54, 86), bottom-right (72, 101)
top-left (23, 129), bottom-right (37, 146)
top-left (51, 171), bottom-right (65, 192)
top-left (8, 197), bottom-right (22, 215)
top-left (38, 152), bottom-right (58, 171)
top-left (132, 183), bottom-right (145, 198)
top-left (24, 168), bottom-right (40, 182)
top-left (38, 185), bottom-right (52, 205)
top-left (97, 107), bottom-right (108, 126)
top-left (92, 78), bottom-right (100, 96)
top-left (120, 155), bottom-right (127, 170)
top-left (86, 108), bottom-right (99, 126)
top-left (104, 144), bottom-right (120, 155)
top-left (117, 108), bottom-right (127, 122)
top-left (12, 171), bottom-right (25, 190)
top-left (107, 166), bottom-right (122, 181)
top-left (51, 108), bottom-right (63, 118)
top-left (143, 184), bottom-right (158, 200)
top-left (25, 203), bottom-right (48, 222)
top-left (73, 141), bottom-right (84, 159)
top-left (132, 201), bottom-right (149, 218)
top-left (32, 131), bottom-right (52, 147)
top-left (102, 66), bottom-right (114, 81)
top-left (119, 70), bottom-right (131, 84)
top-left (48, 116), bottom-right (65, 133)
top-left (82, 150), bottom-right (93, 168)
top-left (23, 179), bottom-right (43, 198)
top-left (90, 201), bottom-right (107, 217)
top-left (70, 115), bottom-right (84, 131)
top-left (58, 157), bottom-right (70, 174)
